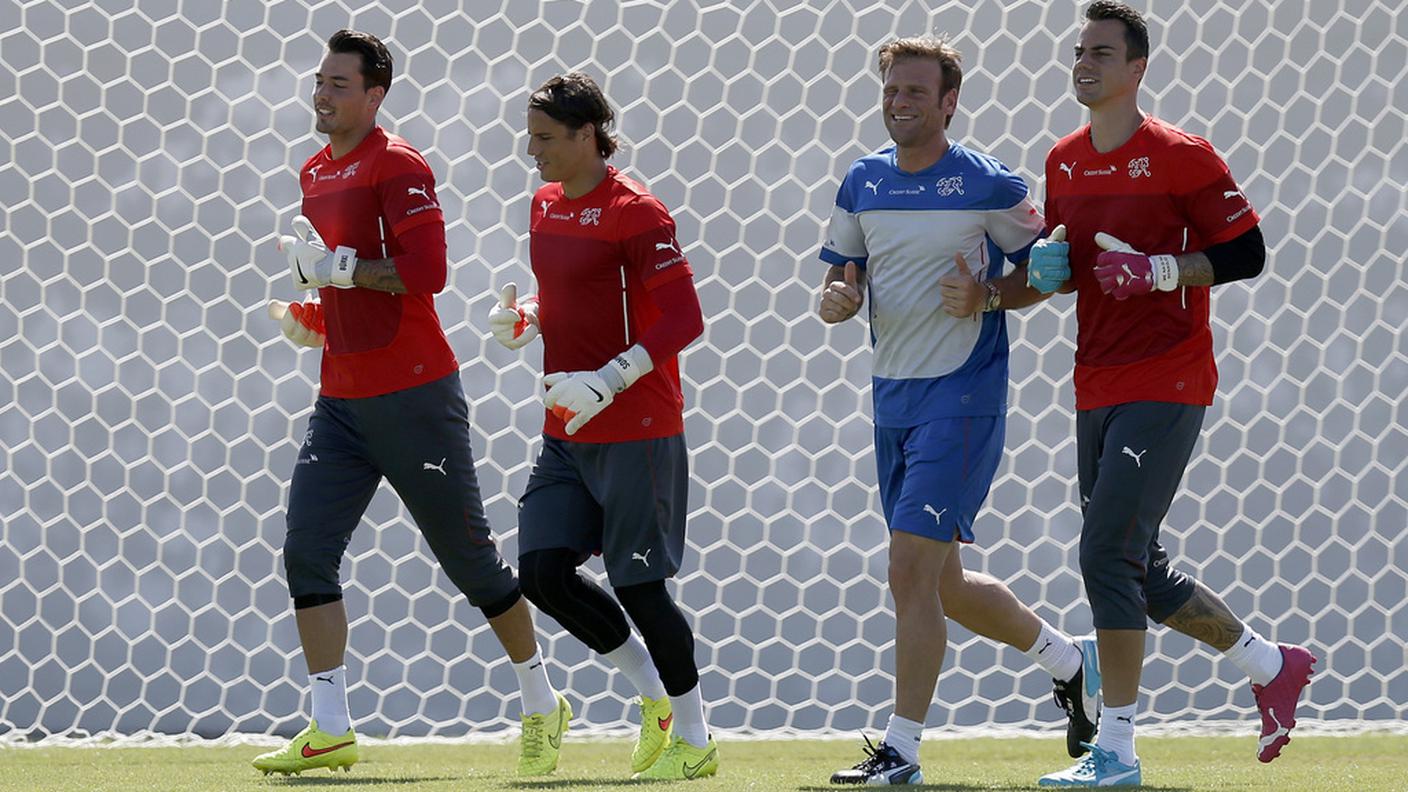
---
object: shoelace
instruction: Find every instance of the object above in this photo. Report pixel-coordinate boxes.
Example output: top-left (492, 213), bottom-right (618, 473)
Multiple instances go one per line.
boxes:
top-left (851, 733), bottom-right (892, 772)
top-left (1051, 678), bottom-right (1076, 714)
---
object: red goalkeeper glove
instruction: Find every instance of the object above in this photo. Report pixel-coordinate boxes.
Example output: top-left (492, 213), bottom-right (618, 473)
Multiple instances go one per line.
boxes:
top-left (1093, 232), bottom-right (1179, 300)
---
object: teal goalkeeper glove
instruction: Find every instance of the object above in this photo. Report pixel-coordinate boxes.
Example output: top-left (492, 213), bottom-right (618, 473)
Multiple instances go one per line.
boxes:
top-left (1026, 224), bottom-right (1069, 293)
top-left (279, 215), bottom-right (356, 290)
top-left (543, 345), bottom-right (654, 435)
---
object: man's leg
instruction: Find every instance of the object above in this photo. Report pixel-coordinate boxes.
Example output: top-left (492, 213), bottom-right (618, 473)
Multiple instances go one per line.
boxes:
top-left (890, 531), bottom-right (954, 725)
top-left (583, 435), bottom-right (716, 780)
top-left (254, 398), bottom-right (378, 775)
top-left (1148, 552), bottom-right (1317, 763)
top-left (939, 548), bottom-right (1094, 757)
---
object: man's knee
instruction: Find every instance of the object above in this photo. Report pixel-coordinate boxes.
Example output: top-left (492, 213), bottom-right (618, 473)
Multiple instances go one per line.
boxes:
top-left (888, 536), bottom-right (947, 605)
top-left (1079, 535), bottom-right (1149, 630)
top-left (283, 530), bottom-right (341, 603)
top-left (1143, 560), bottom-right (1196, 623)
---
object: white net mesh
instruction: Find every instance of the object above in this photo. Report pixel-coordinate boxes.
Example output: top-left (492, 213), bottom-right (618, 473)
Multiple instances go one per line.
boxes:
top-left (2, 0), bottom-right (1405, 741)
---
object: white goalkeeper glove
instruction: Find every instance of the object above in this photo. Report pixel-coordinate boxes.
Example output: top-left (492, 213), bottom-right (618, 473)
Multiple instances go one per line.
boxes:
top-left (1093, 232), bottom-right (1180, 299)
top-left (278, 215), bottom-right (356, 290)
top-left (543, 345), bottom-right (654, 436)
top-left (487, 283), bottom-right (540, 349)
top-left (268, 299), bottom-right (326, 348)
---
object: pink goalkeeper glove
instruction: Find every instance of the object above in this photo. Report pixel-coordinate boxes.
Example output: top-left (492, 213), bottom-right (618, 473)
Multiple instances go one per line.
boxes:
top-left (1093, 232), bottom-right (1180, 300)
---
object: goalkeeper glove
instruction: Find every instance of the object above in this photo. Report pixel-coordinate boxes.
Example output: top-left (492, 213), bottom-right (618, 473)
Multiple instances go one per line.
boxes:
top-left (1027, 224), bottom-right (1069, 294)
top-left (487, 283), bottom-right (540, 349)
top-left (268, 299), bottom-right (326, 348)
top-left (543, 345), bottom-right (654, 436)
top-left (1093, 232), bottom-right (1179, 300)
top-left (279, 215), bottom-right (356, 290)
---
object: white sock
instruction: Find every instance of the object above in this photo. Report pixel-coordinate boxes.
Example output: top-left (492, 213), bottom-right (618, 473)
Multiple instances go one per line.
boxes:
top-left (1223, 625), bottom-right (1283, 686)
top-left (1021, 621), bottom-right (1083, 682)
top-left (309, 665), bottom-right (351, 735)
top-left (604, 634), bottom-right (668, 699)
top-left (667, 683), bottom-right (710, 748)
top-left (882, 713), bottom-right (924, 765)
top-left (512, 648), bottom-right (558, 717)
top-left (1095, 702), bottom-right (1138, 766)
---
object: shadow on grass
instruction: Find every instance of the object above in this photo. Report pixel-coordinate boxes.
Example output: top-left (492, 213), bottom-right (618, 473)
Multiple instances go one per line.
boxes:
top-left (507, 780), bottom-right (646, 789)
top-left (799, 777), bottom-right (1193, 783)
top-left (797, 786), bottom-right (1196, 792)
top-left (262, 776), bottom-right (463, 786)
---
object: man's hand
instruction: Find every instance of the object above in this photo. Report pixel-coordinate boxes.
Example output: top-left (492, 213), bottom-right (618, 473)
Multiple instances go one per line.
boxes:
top-left (939, 252), bottom-right (985, 318)
top-left (487, 282), bottom-right (540, 349)
top-left (1027, 224), bottom-right (1069, 293)
top-left (543, 370), bottom-right (615, 436)
top-left (279, 215), bottom-right (357, 290)
top-left (1093, 232), bottom-right (1179, 299)
top-left (819, 261), bottom-right (863, 323)
top-left (268, 299), bottom-right (325, 348)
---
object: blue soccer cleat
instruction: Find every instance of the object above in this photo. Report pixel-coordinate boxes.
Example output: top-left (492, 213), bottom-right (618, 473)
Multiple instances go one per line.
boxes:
top-left (1038, 743), bottom-right (1141, 787)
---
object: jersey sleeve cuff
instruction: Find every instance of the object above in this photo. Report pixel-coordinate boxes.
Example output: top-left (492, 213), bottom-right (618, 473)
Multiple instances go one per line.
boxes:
top-left (820, 248), bottom-right (868, 269)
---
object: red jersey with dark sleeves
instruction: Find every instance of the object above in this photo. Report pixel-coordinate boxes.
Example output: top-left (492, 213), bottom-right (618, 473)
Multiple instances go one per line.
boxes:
top-left (298, 127), bottom-right (458, 398)
top-left (529, 167), bottom-right (696, 443)
top-left (1044, 116), bottom-right (1259, 410)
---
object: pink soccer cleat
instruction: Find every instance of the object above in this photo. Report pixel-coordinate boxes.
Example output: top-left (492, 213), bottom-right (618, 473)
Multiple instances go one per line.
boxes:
top-left (1252, 644), bottom-right (1316, 763)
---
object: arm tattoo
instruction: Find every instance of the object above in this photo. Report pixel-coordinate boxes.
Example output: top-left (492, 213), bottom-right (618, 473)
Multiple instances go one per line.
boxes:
top-left (351, 258), bottom-right (407, 294)
top-left (1162, 581), bottom-right (1245, 651)
top-left (1175, 252), bottom-right (1215, 287)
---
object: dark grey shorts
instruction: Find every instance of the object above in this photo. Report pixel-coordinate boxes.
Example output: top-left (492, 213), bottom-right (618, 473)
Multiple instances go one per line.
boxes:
top-left (284, 372), bottom-right (517, 608)
top-left (517, 434), bottom-right (689, 587)
top-left (1077, 401), bottom-right (1203, 630)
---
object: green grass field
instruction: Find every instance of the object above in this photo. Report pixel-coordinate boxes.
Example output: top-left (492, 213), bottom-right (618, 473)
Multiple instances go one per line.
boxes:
top-left (2, 735), bottom-right (1405, 792)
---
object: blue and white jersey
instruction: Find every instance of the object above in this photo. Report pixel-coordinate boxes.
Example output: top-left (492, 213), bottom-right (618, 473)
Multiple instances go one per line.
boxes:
top-left (819, 143), bottom-right (1044, 428)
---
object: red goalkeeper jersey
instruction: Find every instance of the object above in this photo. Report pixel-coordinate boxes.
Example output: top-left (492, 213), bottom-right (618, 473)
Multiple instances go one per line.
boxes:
top-left (1044, 115), bottom-right (1260, 410)
top-left (299, 127), bottom-right (457, 398)
top-left (530, 167), bottom-right (695, 443)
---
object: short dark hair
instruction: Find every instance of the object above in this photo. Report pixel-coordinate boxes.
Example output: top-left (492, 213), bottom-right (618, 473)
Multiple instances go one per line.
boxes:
top-left (327, 29), bottom-right (393, 93)
top-left (877, 35), bottom-right (963, 128)
top-left (1084, 1), bottom-right (1150, 62)
top-left (528, 72), bottom-right (619, 158)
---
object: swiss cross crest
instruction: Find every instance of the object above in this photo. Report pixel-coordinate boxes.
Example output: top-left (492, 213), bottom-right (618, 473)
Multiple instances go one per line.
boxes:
top-left (579, 207), bottom-right (602, 226)
top-left (935, 175), bottom-right (964, 196)
top-left (1127, 157), bottom-right (1151, 178)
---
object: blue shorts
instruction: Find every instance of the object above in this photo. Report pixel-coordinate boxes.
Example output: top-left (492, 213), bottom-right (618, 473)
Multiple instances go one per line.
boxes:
top-left (874, 416), bottom-right (1004, 543)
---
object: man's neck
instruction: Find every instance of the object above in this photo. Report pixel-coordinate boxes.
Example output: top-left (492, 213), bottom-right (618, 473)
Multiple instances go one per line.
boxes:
top-left (562, 159), bottom-right (609, 200)
top-left (1088, 100), bottom-right (1143, 154)
top-left (895, 135), bottom-right (950, 174)
top-left (329, 122), bottom-right (376, 160)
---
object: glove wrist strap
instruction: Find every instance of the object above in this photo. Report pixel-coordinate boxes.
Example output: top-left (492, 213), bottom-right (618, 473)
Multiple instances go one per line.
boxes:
top-left (1150, 254), bottom-right (1180, 291)
top-left (600, 344), bottom-right (654, 394)
top-left (330, 246), bottom-right (358, 288)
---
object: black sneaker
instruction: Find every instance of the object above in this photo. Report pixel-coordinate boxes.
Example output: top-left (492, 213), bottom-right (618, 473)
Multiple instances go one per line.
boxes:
top-left (1051, 636), bottom-right (1101, 758)
top-left (830, 734), bottom-right (922, 785)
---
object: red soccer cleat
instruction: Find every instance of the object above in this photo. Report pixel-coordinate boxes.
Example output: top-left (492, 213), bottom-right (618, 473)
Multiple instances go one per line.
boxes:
top-left (1252, 644), bottom-right (1317, 763)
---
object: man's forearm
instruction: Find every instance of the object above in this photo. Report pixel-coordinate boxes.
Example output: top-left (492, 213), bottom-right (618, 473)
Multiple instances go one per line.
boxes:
top-left (352, 258), bottom-right (408, 294)
top-left (1174, 252), bottom-right (1214, 287)
top-left (995, 265), bottom-right (1054, 311)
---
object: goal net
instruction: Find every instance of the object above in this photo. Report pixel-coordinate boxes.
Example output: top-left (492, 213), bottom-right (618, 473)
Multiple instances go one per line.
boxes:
top-left (1, 0), bottom-right (1404, 741)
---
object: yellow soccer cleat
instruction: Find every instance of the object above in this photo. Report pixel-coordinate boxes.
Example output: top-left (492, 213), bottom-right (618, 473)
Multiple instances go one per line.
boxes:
top-left (633, 734), bottom-right (719, 780)
top-left (631, 694), bottom-right (674, 774)
top-left (251, 720), bottom-right (358, 776)
top-left (518, 693), bottom-right (572, 776)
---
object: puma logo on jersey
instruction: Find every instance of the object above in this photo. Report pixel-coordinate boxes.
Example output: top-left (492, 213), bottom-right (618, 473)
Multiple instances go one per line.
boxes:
top-left (423, 457), bottom-right (447, 475)
top-left (1122, 446), bottom-right (1147, 467)
top-left (1223, 190), bottom-right (1244, 200)
top-left (540, 199), bottom-right (550, 215)
top-left (864, 179), bottom-right (883, 194)
top-left (632, 549), bottom-right (652, 567)
top-left (655, 240), bottom-right (681, 254)
top-left (307, 164), bottom-right (323, 181)
top-left (922, 504), bottom-right (946, 524)
top-left (1059, 161), bottom-right (1076, 179)
top-left (407, 186), bottom-right (431, 200)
